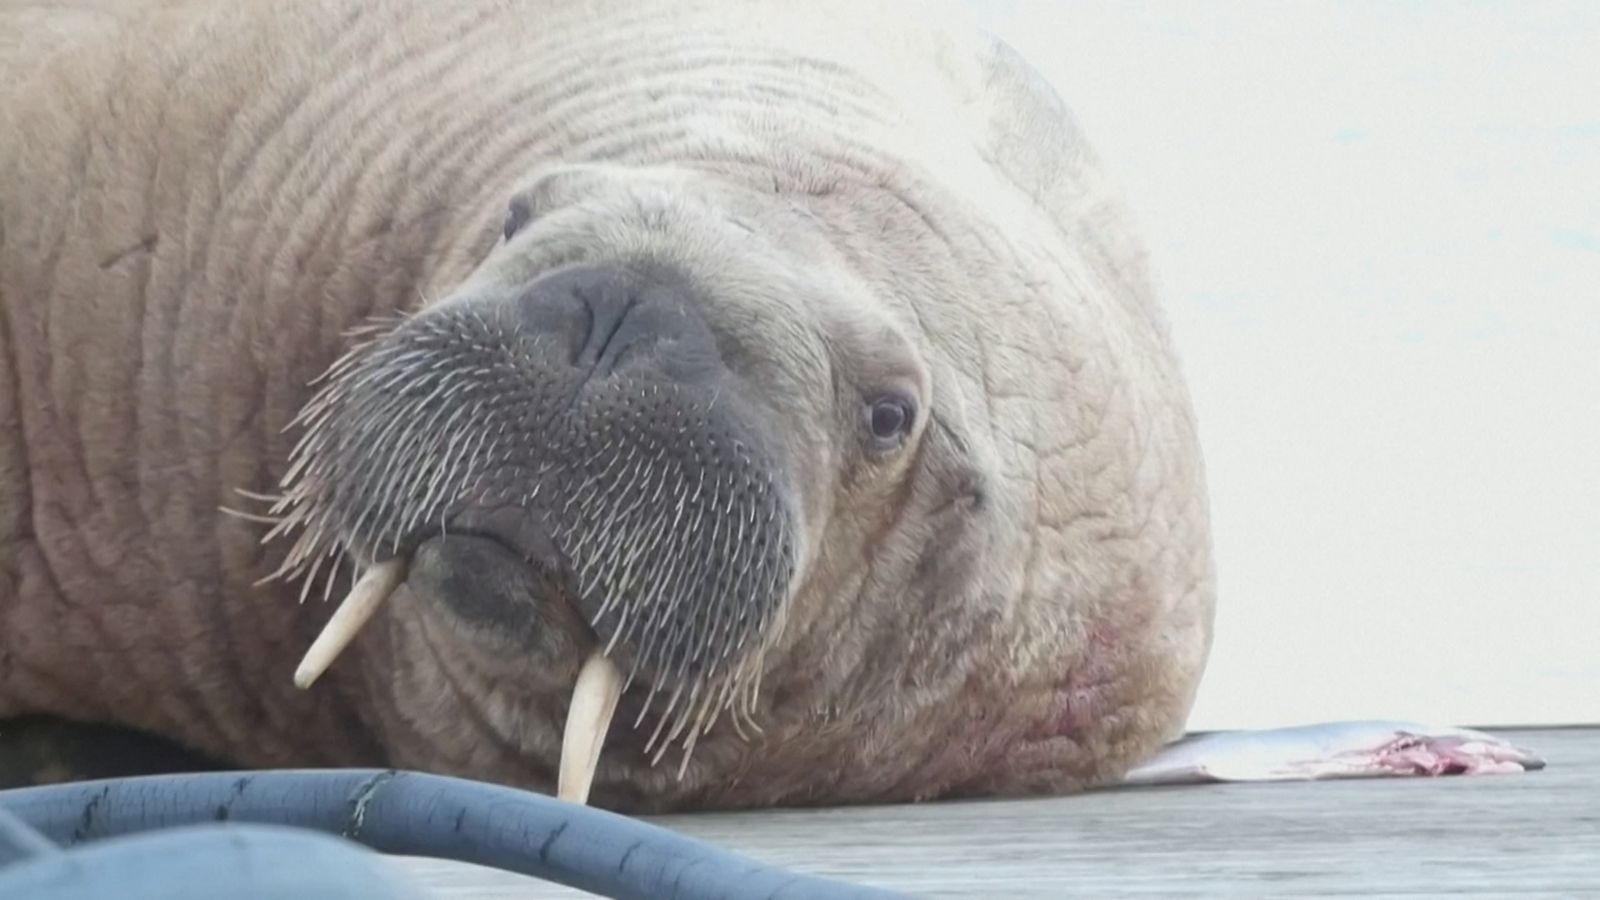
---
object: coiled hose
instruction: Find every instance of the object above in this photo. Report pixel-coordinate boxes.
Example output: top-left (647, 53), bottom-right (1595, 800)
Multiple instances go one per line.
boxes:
top-left (0, 768), bottom-right (902, 899)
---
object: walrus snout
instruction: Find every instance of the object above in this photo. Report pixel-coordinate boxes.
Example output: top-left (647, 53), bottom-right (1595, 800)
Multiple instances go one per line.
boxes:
top-left (269, 258), bottom-right (802, 788)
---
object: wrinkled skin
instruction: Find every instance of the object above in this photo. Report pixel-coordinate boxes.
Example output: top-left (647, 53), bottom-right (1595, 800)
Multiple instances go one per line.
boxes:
top-left (0, 0), bottom-right (1215, 811)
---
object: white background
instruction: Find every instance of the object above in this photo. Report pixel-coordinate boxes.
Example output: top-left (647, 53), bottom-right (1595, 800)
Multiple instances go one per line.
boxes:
top-left (966, 1), bottom-right (1599, 730)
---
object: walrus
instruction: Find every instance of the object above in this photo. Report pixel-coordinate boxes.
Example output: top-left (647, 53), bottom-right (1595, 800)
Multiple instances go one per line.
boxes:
top-left (1, 0), bottom-right (1537, 820)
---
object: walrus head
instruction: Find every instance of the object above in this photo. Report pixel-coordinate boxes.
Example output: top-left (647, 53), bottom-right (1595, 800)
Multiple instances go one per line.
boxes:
top-left (283, 261), bottom-right (807, 761)
top-left (264, 161), bottom-right (944, 799)
top-left (261, 148), bottom-right (1211, 811)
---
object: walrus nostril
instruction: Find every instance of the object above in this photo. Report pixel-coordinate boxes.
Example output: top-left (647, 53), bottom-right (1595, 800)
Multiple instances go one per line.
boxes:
top-left (513, 265), bottom-right (720, 381)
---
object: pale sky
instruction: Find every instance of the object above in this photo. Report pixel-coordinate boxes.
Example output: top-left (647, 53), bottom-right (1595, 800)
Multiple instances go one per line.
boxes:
top-left (967, 1), bottom-right (1600, 729)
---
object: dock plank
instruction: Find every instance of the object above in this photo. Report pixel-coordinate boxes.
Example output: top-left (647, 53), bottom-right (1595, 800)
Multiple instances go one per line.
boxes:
top-left (395, 727), bottom-right (1599, 897)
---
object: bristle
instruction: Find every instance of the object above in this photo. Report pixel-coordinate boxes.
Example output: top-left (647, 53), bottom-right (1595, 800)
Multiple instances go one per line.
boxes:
top-left (253, 304), bottom-right (795, 775)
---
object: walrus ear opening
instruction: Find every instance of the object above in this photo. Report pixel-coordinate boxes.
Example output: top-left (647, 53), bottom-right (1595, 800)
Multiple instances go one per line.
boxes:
top-left (928, 416), bottom-right (989, 514)
top-left (904, 418), bottom-right (993, 609)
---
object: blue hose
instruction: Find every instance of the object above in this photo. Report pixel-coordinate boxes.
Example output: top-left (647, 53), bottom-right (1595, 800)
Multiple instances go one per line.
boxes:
top-left (0, 823), bottom-right (435, 900)
top-left (0, 769), bottom-right (902, 899)
top-left (0, 805), bottom-right (57, 868)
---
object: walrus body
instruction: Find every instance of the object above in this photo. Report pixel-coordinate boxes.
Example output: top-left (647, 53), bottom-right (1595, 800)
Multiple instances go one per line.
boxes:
top-left (0, 0), bottom-right (1215, 811)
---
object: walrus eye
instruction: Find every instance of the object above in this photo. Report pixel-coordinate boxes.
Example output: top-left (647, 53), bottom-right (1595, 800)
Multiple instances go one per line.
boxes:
top-left (502, 200), bottom-right (532, 241)
top-left (865, 393), bottom-right (916, 450)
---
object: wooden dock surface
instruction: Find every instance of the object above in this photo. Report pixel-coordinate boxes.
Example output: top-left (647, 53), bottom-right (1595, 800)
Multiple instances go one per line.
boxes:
top-left (396, 727), bottom-right (1598, 897)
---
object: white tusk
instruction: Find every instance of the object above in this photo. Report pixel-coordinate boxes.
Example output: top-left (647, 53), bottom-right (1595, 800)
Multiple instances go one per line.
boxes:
top-left (557, 650), bottom-right (624, 805)
top-left (293, 559), bottom-right (406, 690)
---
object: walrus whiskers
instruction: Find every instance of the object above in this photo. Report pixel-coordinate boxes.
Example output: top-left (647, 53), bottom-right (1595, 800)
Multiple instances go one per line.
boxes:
top-left (292, 560), bottom-right (407, 689)
top-left (557, 650), bottom-right (625, 804)
top-left (260, 302), bottom-right (796, 777)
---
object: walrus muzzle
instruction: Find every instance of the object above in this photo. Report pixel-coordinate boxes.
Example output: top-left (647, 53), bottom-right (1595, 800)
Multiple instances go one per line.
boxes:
top-left (261, 263), bottom-right (799, 801)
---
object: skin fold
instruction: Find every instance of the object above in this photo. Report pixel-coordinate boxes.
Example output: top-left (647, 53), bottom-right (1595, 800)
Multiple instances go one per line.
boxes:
top-left (0, 0), bottom-right (1215, 811)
